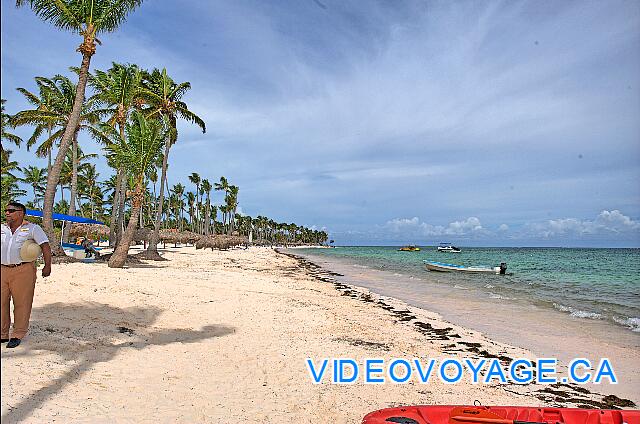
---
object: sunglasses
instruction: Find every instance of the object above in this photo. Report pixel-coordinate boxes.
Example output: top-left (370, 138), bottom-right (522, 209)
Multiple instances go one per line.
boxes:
top-left (5, 209), bottom-right (22, 213)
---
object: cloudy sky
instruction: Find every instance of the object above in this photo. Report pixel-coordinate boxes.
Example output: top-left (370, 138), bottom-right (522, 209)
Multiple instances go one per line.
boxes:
top-left (2, 0), bottom-right (639, 246)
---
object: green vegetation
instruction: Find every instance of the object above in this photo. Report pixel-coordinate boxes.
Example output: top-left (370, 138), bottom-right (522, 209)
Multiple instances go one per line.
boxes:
top-left (1, 0), bottom-right (328, 267)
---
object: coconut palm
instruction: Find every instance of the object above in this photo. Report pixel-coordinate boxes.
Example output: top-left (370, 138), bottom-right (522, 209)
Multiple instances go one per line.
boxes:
top-left (107, 111), bottom-right (165, 268)
top-left (89, 62), bottom-right (142, 245)
top-left (226, 185), bottom-right (239, 235)
top-left (139, 68), bottom-right (206, 258)
top-left (20, 165), bottom-right (47, 208)
top-left (12, 76), bottom-right (61, 172)
top-left (186, 191), bottom-right (196, 231)
top-left (214, 176), bottom-right (230, 229)
top-left (17, 0), bottom-right (145, 254)
top-left (1, 151), bottom-right (26, 211)
top-left (59, 143), bottom-right (97, 241)
top-left (201, 179), bottom-right (212, 236)
top-left (78, 164), bottom-right (101, 220)
top-left (171, 183), bottom-right (186, 231)
top-left (187, 172), bottom-right (201, 231)
top-left (0, 149), bottom-right (21, 180)
top-left (13, 74), bottom-right (101, 238)
top-left (1, 99), bottom-right (22, 160)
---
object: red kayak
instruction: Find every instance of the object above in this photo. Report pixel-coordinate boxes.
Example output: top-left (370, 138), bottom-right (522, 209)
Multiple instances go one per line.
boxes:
top-left (362, 405), bottom-right (640, 424)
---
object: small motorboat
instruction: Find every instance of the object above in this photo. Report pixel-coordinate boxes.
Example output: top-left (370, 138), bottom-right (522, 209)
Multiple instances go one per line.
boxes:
top-left (362, 405), bottom-right (640, 424)
top-left (399, 245), bottom-right (421, 252)
top-left (437, 243), bottom-right (461, 253)
top-left (425, 261), bottom-right (507, 274)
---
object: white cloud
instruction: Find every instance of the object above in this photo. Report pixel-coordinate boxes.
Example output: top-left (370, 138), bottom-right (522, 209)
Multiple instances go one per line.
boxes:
top-left (523, 210), bottom-right (640, 239)
top-left (382, 210), bottom-right (640, 242)
top-left (445, 217), bottom-right (484, 235)
top-left (384, 216), bottom-right (487, 238)
top-left (596, 210), bottom-right (640, 231)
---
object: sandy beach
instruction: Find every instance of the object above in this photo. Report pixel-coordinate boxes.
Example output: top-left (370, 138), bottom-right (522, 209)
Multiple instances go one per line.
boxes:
top-left (1, 247), bottom-right (635, 423)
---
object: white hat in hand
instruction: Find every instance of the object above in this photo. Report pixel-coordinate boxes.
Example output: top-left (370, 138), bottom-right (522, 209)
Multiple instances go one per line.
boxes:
top-left (20, 239), bottom-right (42, 262)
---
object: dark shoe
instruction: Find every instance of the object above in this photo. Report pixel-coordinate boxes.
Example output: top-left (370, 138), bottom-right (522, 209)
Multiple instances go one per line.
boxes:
top-left (1, 338), bottom-right (8, 343)
top-left (6, 338), bottom-right (21, 348)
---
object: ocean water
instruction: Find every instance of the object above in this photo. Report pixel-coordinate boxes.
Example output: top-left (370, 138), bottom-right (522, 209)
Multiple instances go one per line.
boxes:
top-left (294, 246), bottom-right (640, 333)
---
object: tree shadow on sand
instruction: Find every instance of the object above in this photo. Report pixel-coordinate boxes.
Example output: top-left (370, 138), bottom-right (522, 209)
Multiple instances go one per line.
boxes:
top-left (1, 301), bottom-right (235, 423)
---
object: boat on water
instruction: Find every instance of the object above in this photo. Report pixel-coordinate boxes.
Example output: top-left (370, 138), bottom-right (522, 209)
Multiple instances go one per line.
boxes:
top-left (437, 242), bottom-right (461, 253)
top-left (425, 261), bottom-right (507, 274)
top-left (362, 405), bottom-right (640, 424)
top-left (398, 245), bottom-right (421, 252)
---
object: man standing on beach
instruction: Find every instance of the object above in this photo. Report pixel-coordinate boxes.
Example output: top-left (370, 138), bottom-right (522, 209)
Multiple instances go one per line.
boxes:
top-left (1, 202), bottom-right (52, 349)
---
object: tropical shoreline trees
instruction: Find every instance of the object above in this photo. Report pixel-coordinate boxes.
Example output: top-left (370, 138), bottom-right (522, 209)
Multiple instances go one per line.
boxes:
top-left (3, 1), bottom-right (330, 267)
top-left (16, 0), bottom-right (145, 255)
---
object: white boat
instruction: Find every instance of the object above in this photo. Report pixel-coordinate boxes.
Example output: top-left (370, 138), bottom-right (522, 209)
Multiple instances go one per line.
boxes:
top-left (437, 243), bottom-right (461, 253)
top-left (424, 261), bottom-right (507, 274)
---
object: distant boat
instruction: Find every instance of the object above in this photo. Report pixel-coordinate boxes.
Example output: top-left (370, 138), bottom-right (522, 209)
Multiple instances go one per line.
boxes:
top-left (437, 242), bottom-right (461, 253)
top-left (398, 245), bottom-right (421, 252)
top-left (425, 261), bottom-right (507, 274)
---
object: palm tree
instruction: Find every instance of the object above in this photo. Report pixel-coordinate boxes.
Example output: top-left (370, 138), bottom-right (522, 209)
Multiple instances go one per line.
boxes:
top-left (201, 179), bottom-right (212, 236)
top-left (186, 191), bottom-right (196, 231)
top-left (13, 74), bottom-right (101, 232)
top-left (171, 183), bottom-right (185, 231)
top-left (59, 143), bottom-right (97, 241)
top-left (107, 111), bottom-right (165, 268)
top-left (90, 62), bottom-right (142, 245)
top-left (12, 77), bottom-right (60, 172)
top-left (1, 150), bottom-right (26, 211)
top-left (78, 164), bottom-right (101, 220)
top-left (214, 176), bottom-right (229, 230)
top-left (226, 185), bottom-right (239, 235)
top-left (20, 165), bottom-right (47, 208)
top-left (1, 99), bottom-right (22, 159)
top-left (188, 172), bottom-right (201, 232)
top-left (1, 149), bottom-right (21, 180)
top-left (139, 68), bottom-right (206, 258)
top-left (17, 0), bottom-right (145, 254)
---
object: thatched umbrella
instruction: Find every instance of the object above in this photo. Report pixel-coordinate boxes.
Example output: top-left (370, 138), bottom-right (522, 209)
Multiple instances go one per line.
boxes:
top-left (68, 223), bottom-right (109, 243)
top-left (195, 235), bottom-right (248, 250)
top-left (133, 228), bottom-right (153, 243)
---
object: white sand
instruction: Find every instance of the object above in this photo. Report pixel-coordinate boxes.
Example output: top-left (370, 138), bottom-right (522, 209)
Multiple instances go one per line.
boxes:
top-left (1, 247), bottom-right (632, 423)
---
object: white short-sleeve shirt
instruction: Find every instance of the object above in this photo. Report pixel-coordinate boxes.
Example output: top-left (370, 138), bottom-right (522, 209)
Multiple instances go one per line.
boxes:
top-left (1, 221), bottom-right (49, 265)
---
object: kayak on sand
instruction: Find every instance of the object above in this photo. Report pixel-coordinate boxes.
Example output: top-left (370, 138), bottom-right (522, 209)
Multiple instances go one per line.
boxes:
top-left (362, 405), bottom-right (640, 424)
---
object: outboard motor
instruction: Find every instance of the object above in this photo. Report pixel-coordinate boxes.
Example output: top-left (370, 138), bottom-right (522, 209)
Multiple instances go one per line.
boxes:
top-left (499, 262), bottom-right (507, 275)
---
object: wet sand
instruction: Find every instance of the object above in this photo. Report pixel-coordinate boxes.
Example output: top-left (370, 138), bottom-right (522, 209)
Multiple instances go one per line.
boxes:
top-left (287, 248), bottom-right (640, 404)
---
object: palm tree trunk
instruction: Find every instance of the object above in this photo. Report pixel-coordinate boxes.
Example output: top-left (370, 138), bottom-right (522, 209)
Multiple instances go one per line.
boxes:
top-left (42, 48), bottom-right (93, 255)
top-left (63, 131), bottom-right (79, 243)
top-left (109, 166), bottom-right (124, 247)
top-left (108, 186), bottom-right (143, 268)
top-left (116, 174), bottom-right (127, 244)
top-left (146, 142), bottom-right (170, 255)
top-left (204, 195), bottom-right (211, 236)
top-left (91, 190), bottom-right (95, 220)
top-left (47, 124), bottom-right (52, 175)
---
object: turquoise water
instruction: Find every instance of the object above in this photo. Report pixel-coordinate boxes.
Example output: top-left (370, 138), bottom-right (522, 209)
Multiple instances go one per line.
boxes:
top-left (297, 246), bottom-right (640, 333)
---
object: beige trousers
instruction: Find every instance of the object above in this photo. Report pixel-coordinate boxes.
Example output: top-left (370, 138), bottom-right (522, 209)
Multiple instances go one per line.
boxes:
top-left (1, 263), bottom-right (37, 339)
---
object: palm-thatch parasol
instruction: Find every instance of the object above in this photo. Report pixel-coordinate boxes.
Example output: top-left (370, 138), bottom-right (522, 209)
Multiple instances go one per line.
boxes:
top-left (68, 223), bottom-right (109, 241)
top-left (195, 235), bottom-right (248, 250)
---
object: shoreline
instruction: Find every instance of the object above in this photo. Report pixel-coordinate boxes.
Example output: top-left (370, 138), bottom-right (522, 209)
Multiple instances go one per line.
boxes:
top-left (1, 246), bottom-right (636, 423)
top-left (278, 248), bottom-right (639, 406)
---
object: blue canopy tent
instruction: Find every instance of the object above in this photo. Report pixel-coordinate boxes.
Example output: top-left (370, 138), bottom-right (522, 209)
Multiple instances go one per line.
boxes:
top-left (26, 209), bottom-right (105, 225)
top-left (26, 209), bottom-right (106, 247)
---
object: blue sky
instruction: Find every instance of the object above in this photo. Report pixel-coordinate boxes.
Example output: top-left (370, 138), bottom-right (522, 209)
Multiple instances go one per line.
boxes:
top-left (2, 0), bottom-right (639, 247)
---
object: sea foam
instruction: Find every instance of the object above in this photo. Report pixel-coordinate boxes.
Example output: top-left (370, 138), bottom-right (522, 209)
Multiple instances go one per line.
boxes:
top-left (612, 316), bottom-right (640, 332)
top-left (553, 303), bottom-right (602, 320)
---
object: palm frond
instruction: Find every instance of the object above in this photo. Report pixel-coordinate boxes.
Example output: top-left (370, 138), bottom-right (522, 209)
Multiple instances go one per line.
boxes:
top-left (94, 0), bottom-right (144, 33)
